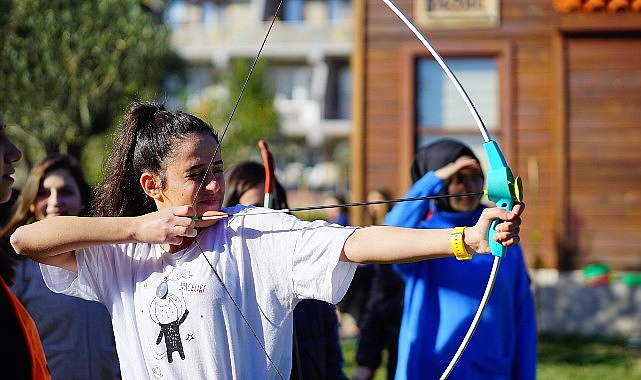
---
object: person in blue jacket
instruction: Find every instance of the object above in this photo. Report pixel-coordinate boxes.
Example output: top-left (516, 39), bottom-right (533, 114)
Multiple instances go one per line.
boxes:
top-left (387, 139), bottom-right (537, 380)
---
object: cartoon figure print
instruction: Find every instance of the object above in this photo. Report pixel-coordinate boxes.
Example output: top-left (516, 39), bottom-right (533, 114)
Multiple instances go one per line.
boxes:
top-left (150, 291), bottom-right (189, 363)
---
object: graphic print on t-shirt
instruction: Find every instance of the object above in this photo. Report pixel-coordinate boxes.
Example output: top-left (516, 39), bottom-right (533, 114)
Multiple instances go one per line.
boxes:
top-left (149, 268), bottom-right (191, 363)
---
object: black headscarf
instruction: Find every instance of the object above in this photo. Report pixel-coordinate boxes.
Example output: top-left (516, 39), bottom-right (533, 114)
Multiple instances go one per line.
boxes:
top-left (411, 139), bottom-right (483, 211)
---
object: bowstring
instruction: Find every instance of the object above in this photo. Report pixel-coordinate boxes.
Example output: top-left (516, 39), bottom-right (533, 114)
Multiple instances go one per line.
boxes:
top-left (187, 1), bottom-right (286, 379)
top-left (196, 240), bottom-right (284, 377)
top-left (195, 192), bottom-right (486, 219)
top-left (190, 1), bottom-right (284, 209)
top-left (285, 192), bottom-right (484, 214)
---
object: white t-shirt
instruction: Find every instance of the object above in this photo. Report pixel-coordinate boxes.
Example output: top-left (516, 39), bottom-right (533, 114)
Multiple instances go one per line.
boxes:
top-left (41, 205), bottom-right (357, 380)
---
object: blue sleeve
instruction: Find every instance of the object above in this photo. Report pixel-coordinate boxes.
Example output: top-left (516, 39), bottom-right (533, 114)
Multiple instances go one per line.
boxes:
top-left (382, 171), bottom-right (445, 228)
top-left (510, 245), bottom-right (538, 380)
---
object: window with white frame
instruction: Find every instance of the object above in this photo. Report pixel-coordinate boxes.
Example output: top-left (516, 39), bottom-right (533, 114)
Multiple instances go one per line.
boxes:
top-left (266, 65), bottom-right (313, 100)
top-left (415, 57), bottom-right (498, 168)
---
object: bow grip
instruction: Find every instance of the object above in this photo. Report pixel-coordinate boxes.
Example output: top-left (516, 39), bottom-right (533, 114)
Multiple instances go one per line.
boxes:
top-left (483, 141), bottom-right (521, 258)
top-left (488, 199), bottom-right (514, 258)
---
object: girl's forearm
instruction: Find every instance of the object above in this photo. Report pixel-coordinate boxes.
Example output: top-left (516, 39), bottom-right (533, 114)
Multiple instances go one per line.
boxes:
top-left (343, 225), bottom-right (454, 263)
top-left (11, 207), bottom-right (199, 258)
top-left (343, 205), bottom-right (523, 263)
top-left (10, 216), bottom-right (137, 258)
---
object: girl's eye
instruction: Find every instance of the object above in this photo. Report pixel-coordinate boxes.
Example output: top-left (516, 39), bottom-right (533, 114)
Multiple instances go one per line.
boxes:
top-left (210, 164), bottom-right (224, 175)
top-left (189, 167), bottom-right (223, 180)
top-left (60, 189), bottom-right (76, 196)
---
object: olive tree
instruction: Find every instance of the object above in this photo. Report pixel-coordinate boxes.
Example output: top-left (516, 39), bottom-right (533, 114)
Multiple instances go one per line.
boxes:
top-left (0, 0), bottom-right (183, 173)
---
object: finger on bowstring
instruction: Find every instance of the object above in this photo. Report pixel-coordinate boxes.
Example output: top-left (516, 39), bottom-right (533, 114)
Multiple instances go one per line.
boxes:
top-left (172, 205), bottom-right (196, 218)
top-left (177, 225), bottom-right (197, 238)
top-left (165, 234), bottom-right (184, 245)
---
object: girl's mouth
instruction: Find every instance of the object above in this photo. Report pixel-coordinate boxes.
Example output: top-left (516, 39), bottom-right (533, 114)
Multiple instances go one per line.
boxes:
top-left (198, 197), bottom-right (221, 209)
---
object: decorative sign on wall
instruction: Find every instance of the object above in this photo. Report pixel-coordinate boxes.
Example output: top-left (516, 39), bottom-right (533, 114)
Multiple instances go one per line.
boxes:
top-left (414, 0), bottom-right (500, 28)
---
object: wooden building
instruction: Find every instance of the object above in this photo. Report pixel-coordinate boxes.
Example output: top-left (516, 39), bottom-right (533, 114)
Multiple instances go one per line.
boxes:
top-left (350, 0), bottom-right (641, 270)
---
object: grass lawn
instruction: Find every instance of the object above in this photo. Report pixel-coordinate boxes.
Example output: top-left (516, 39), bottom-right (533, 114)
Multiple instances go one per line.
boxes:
top-left (341, 334), bottom-right (641, 379)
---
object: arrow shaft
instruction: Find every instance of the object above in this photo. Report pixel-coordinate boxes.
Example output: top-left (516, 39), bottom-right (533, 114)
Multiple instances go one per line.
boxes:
top-left (195, 192), bottom-right (485, 220)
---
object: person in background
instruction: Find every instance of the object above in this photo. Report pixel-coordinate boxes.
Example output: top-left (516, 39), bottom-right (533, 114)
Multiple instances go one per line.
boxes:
top-left (0, 112), bottom-right (50, 379)
top-left (327, 192), bottom-right (374, 337)
top-left (323, 193), bottom-right (349, 227)
top-left (364, 188), bottom-right (392, 226)
top-left (224, 160), bottom-right (348, 380)
top-left (323, 193), bottom-right (372, 336)
top-left (224, 161), bottom-right (288, 210)
top-left (387, 139), bottom-right (536, 380)
top-left (1, 153), bottom-right (121, 379)
top-left (9, 102), bottom-right (523, 379)
top-left (353, 188), bottom-right (404, 380)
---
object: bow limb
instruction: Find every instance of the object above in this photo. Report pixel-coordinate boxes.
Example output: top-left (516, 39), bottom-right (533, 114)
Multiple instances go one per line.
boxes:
top-left (259, 140), bottom-right (276, 209)
top-left (379, 1), bottom-right (523, 378)
top-left (379, 0), bottom-right (523, 251)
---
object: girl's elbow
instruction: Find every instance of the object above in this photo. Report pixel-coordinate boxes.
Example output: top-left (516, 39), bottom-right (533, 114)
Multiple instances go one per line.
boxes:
top-left (340, 249), bottom-right (358, 263)
top-left (10, 227), bottom-right (30, 256)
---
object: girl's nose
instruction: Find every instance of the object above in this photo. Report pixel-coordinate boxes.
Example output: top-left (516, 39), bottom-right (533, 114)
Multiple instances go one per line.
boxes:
top-left (204, 175), bottom-right (222, 192)
top-left (7, 139), bottom-right (22, 163)
top-left (48, 190), bottom-right (62, 206)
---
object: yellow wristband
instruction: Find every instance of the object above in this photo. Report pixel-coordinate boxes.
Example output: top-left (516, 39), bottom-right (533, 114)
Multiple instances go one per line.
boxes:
top-left (451, 227), bottom-right (473, 260)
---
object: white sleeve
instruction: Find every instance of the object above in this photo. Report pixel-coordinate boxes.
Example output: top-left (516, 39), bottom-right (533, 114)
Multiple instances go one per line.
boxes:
top-left (39, 247), bottom-right (102, 302)
top-left (40, 243), bottom-right (137, 304)
top-left (226, 206), bottom-right (358, 305)
top-left (290, 221), bottom-right (358, 304)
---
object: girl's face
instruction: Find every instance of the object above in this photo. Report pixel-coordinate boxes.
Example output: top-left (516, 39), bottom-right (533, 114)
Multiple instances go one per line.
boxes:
top-left (30, 168), bottom-right (84, 220)
top-left (365, 190), bottom-right (388, 222)
top-left (447, 167), bottom-right (484, 212)
top-left (156, 133), bottom-right (225, 217)
top-left (0, 115), bottom-right (23, 203)
top-left (238, 182), bottom-right (264, 207)
top-left (323, 196), bottom-right (342, 222)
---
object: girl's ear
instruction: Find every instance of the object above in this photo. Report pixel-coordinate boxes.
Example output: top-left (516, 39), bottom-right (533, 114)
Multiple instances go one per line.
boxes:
top-left (140, 172), bottom-right (162, 200)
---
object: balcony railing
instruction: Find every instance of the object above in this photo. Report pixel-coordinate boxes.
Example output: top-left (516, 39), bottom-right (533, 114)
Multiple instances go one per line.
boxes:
top-left (169, 3), bottom-right (353, 61)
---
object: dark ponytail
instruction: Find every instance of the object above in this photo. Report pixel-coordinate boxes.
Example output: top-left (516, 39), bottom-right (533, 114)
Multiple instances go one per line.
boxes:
top-left (92, 101), bottom-right (219, 217)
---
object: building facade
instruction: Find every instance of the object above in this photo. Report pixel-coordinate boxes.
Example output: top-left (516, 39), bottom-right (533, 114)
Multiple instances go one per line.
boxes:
top-left (166, 0), bottom-right (354, 192)
top-left (353, 0), bottom-right (641, 270)
top-left (167, 0), bottom-right (641, 270)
